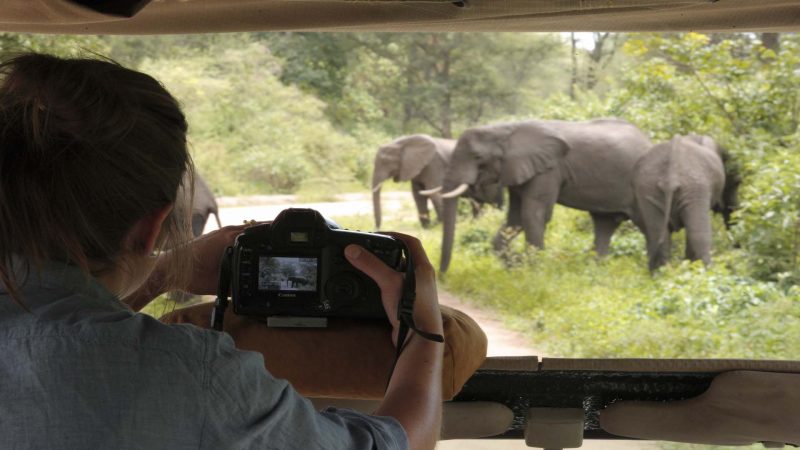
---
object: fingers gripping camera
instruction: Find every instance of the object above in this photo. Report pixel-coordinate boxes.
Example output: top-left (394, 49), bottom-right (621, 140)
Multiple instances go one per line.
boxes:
top-left (231, 208), bottom-right (404, 320)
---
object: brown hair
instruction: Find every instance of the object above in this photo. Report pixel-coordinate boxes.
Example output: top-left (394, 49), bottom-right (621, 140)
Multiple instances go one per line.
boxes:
top-left (0, 53), bottom-right (194, 304)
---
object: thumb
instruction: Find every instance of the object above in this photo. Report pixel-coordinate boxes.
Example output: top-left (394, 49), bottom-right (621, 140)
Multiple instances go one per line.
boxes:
top-left (344, 244), bottom-right (402, 298)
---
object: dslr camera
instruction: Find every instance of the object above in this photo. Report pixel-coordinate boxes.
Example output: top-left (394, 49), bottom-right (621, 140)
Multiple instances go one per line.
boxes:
top-left (228, 208), bottom-right (404, 322)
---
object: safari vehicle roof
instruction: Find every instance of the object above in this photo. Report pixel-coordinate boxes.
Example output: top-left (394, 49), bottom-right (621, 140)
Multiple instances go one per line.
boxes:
top-left (4, 1), bottom-right (800, 449)
top-left (1, 0), bottom-right (799, 34)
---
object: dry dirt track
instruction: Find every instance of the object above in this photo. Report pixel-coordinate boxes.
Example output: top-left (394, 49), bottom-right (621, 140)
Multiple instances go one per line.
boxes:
top-left (208, 193), bottom-right (657, 450)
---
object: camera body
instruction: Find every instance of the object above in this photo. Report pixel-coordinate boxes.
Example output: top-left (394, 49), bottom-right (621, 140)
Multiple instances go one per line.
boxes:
top-left (230, 208), bottom-right (403, 320)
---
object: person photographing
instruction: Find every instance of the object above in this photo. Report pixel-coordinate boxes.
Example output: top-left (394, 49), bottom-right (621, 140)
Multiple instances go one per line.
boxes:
top-left (0, 53), bottom-right (443, 450)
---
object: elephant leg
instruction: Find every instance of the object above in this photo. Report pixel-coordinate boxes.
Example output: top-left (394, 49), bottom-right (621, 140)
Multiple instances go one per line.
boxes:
top-left (492, 189), bottom-right (522, 253)
top-left (518, 172), bottom-right (560, 250)
top-left (430, 193), bottom-right (443, 224)
top-left (682, 194), bottom-right (713, 265)
top-left (470, 198), bottom-right (482, 218)
top-left (411, 181), bottom-right (432, 228)
top-left (591, 213), bottom-right (625, 257)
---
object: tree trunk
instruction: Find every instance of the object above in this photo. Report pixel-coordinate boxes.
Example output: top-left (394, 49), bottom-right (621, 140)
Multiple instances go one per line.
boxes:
top-left (569, 32), bottom-right (578, 100)
top-left (586, 32), bottom-right (612, 91)
top-left (761, 33), bottom-right (780, 52)
top-left (439, 44), bottom-right (453, 139)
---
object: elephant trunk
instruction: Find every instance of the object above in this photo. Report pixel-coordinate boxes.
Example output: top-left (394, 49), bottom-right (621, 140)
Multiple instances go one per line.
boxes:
top-left (440, 196), bottom-right (459, 274)
top-left (372, 185), bottom-right (383, 229)
top-left (372, 168), bottom-right (392, 229)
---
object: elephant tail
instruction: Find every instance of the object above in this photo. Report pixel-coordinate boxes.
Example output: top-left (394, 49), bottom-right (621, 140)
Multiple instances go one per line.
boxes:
top-left (654, 138), bottom-right (681, 260)
top-left (656, 185), bottom-right (674, 249)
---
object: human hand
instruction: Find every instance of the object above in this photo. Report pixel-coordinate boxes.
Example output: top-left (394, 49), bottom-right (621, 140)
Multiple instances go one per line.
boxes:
top-left (599, 370), bottom-right (800, 446)
top-left (344, 232), bottom-right (443, 347)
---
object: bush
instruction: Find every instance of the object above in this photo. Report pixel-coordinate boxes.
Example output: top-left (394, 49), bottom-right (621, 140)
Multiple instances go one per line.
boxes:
top-left (140, 39), bottom-right (375, 195)
top-left (733, 138), bottom-right (800, 285)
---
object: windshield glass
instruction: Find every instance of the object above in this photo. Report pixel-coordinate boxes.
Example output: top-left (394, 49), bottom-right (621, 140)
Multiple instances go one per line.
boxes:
top-left (3, 31), bottom-right (797, 449)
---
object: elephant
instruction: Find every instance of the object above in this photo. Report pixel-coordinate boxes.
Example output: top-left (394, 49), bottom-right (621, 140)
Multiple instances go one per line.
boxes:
top-left (437, 119), bottom-right (652, 274)
top-left (372, 134), bottom-right (504, 229)
top-left (288, 276), bottom-right (310, 288)
top-left (184, 173), bottom-right (222, 237)
top-left (372, 134), bottom-right (456, 229)
top-left (632, 134), bottom-right (740, 272)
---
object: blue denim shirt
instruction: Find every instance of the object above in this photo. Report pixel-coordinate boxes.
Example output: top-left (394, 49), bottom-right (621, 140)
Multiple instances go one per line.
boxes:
top-left (0, 262), bottom-right (407, 450)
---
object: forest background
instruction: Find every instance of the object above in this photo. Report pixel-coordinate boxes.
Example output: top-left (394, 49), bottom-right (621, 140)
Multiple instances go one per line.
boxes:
top-left (1, 31), bottom-right (798, 365)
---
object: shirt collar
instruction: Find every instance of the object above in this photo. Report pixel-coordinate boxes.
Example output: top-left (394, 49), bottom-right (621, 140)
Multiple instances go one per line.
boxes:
top-left (0, 259), bottom-right (131, 316)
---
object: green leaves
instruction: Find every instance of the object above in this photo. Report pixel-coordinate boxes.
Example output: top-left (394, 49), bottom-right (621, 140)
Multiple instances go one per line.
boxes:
top-left (139, 38), bottom-right (374, 195)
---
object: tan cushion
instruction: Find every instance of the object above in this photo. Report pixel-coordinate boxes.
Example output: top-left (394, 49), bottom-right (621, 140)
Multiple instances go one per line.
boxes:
top-left (600, 370), bottom-right (800, 447)
top-left (160, 303), bottom-right (486, 400)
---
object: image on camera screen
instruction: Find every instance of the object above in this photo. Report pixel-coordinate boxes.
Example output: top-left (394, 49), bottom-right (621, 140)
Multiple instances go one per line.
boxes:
top-left (258, 256), bottom-right (318, 292)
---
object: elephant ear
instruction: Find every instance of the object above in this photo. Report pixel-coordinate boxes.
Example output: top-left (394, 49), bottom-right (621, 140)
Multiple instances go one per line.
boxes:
top-left (500, 123), bottom-right (568, 186)
top-left (398, 135), bottom-right (438, 181)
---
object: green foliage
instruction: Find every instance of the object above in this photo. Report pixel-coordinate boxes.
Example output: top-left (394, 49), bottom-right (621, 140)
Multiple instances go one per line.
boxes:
top-left (139, 37), bottom-right (374, 195)
top-left (614, 33), bottom-right (800, 141)
top-left (267, 33), bottom-right (566, 137)
top-left (441, 206), bottom-right (800, 360)
top-left (0, 33), bottom-right (108, 58)
top-left (734, 138), bottom-right (800, 284)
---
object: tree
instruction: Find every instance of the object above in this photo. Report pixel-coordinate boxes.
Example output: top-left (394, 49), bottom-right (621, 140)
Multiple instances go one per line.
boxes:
top-left (0, 33), bottom-right (108, 57)
top-left (584, 32), bottom-right (621, 91)
top-left (264, 32), bottom-right (564, 137)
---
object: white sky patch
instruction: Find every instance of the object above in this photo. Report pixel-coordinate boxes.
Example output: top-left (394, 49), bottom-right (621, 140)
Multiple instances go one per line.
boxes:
top-left (561, 32), bottom-right (600, 50)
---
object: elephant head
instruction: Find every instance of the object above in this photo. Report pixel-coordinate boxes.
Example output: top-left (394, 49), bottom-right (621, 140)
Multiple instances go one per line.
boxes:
top-left (177, 172), bottom-right (222, 237)
top-left (439, 122), bottom-right (568, 273)
top-left (371, 134), bottom-right (452, 228)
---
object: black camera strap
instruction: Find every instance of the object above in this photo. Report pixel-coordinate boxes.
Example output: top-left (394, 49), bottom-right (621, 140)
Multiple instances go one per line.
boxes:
top-left (211, 246), bottom-right (233, 332)
top-left (387, 242), bottom-right (445, 389)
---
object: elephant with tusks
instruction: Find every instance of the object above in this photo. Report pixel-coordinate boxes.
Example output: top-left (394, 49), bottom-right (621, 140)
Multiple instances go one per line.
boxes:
top-left (632, 134), bottom-right (740, 272)
top-left (372, 134), bottom-right (502, 229)
top-left (435, 119), bottom-right (652, 274)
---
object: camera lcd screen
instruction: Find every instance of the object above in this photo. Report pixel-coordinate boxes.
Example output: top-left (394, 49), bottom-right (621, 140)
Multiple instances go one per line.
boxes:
top-left (258, 256), bottom-right (318, 292)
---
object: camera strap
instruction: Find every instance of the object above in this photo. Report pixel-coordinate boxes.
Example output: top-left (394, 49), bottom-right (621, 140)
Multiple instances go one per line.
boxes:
top-left (211, 246), bottom-right (234, 332)
top-left (387, 241), bottom-right (445, 388)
